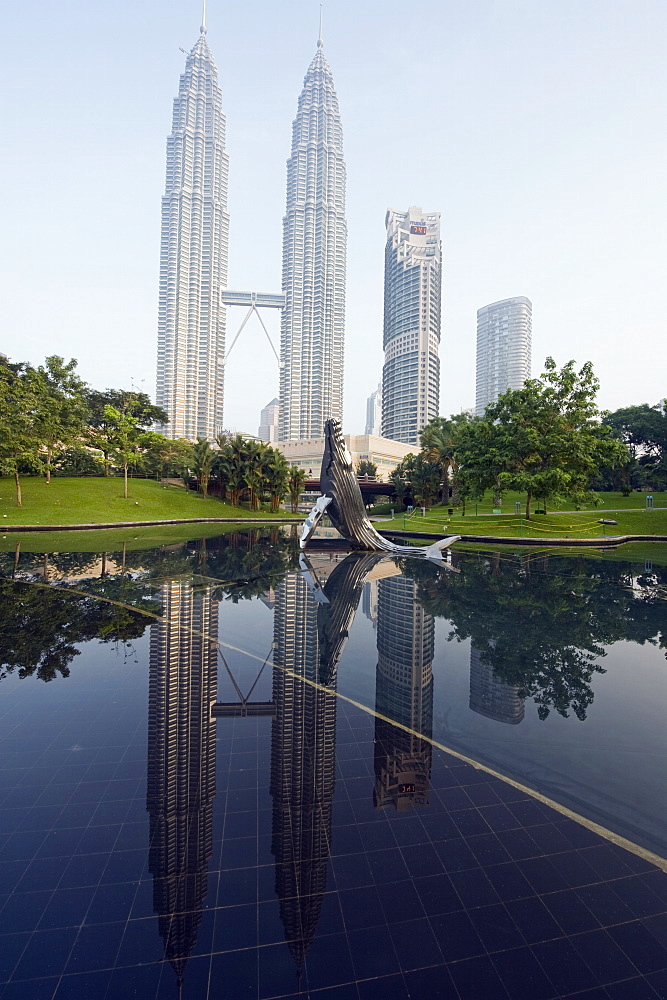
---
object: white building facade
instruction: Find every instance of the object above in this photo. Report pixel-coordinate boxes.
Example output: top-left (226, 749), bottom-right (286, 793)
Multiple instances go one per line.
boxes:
top-left (475, 296), bottom-right (532, 416)
top-left (258, 397), bottom-right (280, 442)
top-left (279, 38), bottom-right (346, 441)
top-left (382, 207), bottom-right (441, 447)
top-left (156, 24), bottom-right (229, 441)
top-left (365, 384), bottom-right (382, 436)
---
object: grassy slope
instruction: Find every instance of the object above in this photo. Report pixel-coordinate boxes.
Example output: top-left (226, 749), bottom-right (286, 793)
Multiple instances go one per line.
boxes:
top-left (0, 477), bottom-right (300, 527)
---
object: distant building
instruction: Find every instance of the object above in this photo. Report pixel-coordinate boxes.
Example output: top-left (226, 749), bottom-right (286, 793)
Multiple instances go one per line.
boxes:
top-left (475, 296), bottom-right (532, 416)
top-left (155, 20), bottom-right (229, 441)
top-left (275, 432), bottom-right (414, 482)
top-left (258, 397), bottom-right (280, 443)
top-left (365, 384), bottom-right (382, 436)
top-left (382, 207), bottom-right (441, 446)
top-left (279, 34), bottom-right (346, 441)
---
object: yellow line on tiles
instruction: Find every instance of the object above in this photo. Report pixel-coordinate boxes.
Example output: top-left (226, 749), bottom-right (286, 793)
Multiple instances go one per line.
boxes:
top-left (222, 639), bottom-right (667, 874)
top-left (7, 579), bottom-right (665, 874)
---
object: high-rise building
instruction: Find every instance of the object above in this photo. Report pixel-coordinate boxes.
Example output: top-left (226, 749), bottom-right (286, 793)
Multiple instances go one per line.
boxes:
top-left (374, 575), bottom-right (434, 811)
top-left (258, 396), bottom-right (280, 442)
top-left (382, 207), bottom-right (441, 446)
top-left (475, 296), bottom-right (532, 417)
top-left (156, 19), bottom-right (229, 441)
top-left (365, 384), bottom-right (382, 436)
top-left (279, 34), bottom-right (346, 441)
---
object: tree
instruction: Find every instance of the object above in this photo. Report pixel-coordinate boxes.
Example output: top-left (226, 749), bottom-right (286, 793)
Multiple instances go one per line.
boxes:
top-left (191, 438), bottom-right (215, 497)
top-left (215, 434), bottom-right (248, 507)
top-left (408, 454), bottom-right (441, 507)
top-left (139, 435), bottom-right (193, 481)
top-left (264, 449), bottom-right (290, 512)
top-left (287, 466), bottom-right (306, 513)
top-left (103, 405), bottom-right (160, 499)
top-left (602, 401), bottom-right (667, 490)
top-left (85, 389), bottom-right (168, 475)
top-left (420, 413), bottom-right (473, 503)
top-left (33, 356), bottom-right (88, 483)
top-left (0, 361), bottom-right (41, 506)
top-left (454, 359), bottom-right (628, 518)
top-left (356, 459), bottom-right (378, 479)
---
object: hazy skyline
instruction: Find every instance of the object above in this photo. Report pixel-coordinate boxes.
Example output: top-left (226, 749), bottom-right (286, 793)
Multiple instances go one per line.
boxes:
top-left (2, 0), bottom-right (665, 435)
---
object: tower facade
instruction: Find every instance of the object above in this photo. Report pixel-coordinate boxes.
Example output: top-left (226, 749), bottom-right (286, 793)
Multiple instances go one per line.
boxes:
top-left (475, 296), bottom-right (532, 417)
top-left (365, 384), bottom-right (382, 436)
top-left (156, 24), bottom-right (229, 441)
top-left (382, 207), bottom-right (441, 446)
top-left (279, 38), bottom-right (346, 441)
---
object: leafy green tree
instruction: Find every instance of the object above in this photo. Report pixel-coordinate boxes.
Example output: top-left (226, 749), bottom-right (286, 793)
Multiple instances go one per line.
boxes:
top-left (33, 356), bottom-right (88, 483)
top-left (103, 405), bottom-right (161, 499)
top-left (264, 449), bottom-right (290, 512)
top-left (191, 438), bottom-right (215, 497)
top-left (85, 389), bottom-right (167, 475)
top-left (356, 459), bottom-right (378, 479)
top-left (287, 466), bottom-right (306, 513)
top-left (602, 401), bottom-right (667, 490)
top-left (216, 434), bottom-right (248, 506)
top-left (139, 435), bottom-right (193, 481)
top-left (408, 454), bottom-right (441, 507)
top-left (53, 445), bottom-right (104, 477)
top-left (455, 359), bottom-right (628, 517)
top-left (0, 361), bottom-right (41, 506)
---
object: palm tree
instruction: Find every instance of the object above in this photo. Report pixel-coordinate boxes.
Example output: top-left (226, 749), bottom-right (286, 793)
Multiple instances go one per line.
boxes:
top-left (287, 466), bottom-right (306, 513)
top-left (265, 450), bottom-right (290, 512)
top-left (410, 454), bottom-right (441, 507)
top-left (192, 438), bottom-right (215, 497)
top-left (216, 434), bottom-right (247, 507)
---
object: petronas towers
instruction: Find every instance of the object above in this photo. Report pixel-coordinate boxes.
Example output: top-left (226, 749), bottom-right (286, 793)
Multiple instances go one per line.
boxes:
top-left (279, 37), bottom-right (346, 441)
top-left (156, 22), bottom-right (229, 441)
top-left (156, 20), bottom-right (345, 441)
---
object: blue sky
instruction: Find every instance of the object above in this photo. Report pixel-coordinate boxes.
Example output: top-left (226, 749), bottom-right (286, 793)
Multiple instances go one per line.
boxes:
top-left (1, 0), bottom-right (665, 433)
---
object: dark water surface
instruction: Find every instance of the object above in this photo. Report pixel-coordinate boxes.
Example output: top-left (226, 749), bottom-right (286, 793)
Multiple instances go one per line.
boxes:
top-left (1, 531), bottom-right (666, 999)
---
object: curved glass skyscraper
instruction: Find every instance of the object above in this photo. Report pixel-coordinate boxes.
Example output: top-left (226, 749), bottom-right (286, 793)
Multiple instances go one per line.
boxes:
top-left (475, 296), bottom-right (532, 417)
top-left (156, 23), bottom-right (229, 441)
top-left (279, 37), bottom-right (346, 441)
top-left (382, 207), bottom-right (441, 446)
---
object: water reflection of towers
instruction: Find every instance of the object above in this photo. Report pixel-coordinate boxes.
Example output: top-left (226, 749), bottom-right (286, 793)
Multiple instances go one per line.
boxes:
top-left (147, 582), bottom-right (218, 985)
top-left (271, 567), bottom-right (337, 969)
top-left (469, 646), bottom-right (525, 725)
top-left (374, 575), bottom-right (434, 811)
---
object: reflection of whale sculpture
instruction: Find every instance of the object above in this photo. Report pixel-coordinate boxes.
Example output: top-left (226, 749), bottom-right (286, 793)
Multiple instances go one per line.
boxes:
top-left (301, 419), bottom-right (460, 559)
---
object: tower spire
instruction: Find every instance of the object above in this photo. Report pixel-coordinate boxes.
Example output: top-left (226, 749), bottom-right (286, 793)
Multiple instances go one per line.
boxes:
top-left (201, 0), bottom-right (207, 34)
top-left (318, 3), bottom-right (323, 47)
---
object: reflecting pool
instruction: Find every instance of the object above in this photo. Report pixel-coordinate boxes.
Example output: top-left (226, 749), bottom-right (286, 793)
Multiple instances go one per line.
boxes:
top-left (1, 531), bottom-right (666, 999)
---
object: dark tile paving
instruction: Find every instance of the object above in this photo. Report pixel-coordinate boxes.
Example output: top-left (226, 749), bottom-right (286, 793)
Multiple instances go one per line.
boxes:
top-left (1, 655), bottom-right (667, 1000)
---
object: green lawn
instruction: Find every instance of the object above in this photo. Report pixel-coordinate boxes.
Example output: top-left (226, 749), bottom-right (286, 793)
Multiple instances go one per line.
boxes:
top-left (0, 477), bottom-right (300, 528)
top-left (378, 491), bottom-right (667, 541)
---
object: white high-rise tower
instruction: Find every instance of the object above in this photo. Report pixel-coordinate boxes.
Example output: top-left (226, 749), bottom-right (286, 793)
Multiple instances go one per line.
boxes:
top-left (156, 17), bottom-right (229, 441)
top-left (279, 31), bottom-right (346, 442)
top-left (475, 296), bottom-right (532, 417)
top-left (382, 207), bottom-right (441, 446)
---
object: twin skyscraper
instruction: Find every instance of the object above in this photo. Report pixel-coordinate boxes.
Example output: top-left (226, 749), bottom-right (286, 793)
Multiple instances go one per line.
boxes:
top-left (155, 16), bottom-right (444, 447)
top-left (156, 18), bottom-right (348, 444)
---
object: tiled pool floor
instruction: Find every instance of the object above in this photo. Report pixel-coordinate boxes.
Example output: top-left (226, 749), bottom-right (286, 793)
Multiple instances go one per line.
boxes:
top-left (1, 683), bottom-right (666, 1000)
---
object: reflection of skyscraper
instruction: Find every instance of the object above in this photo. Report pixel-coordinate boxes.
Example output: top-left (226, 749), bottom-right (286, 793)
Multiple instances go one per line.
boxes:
top-left (270, 568), bottom-right (337, 969)
top-left (279, 35), bottom-right (346, 441)
top-left (469, 646), bottom-right (525, 724)
top-left (374, 576), bottom-right (434, 811)
top-left (147, 582), bottom-right (218, 987)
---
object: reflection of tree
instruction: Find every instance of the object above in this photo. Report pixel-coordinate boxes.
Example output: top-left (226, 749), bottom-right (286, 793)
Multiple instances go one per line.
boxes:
top-left (404, 553), bottom-right (667, 721)
top-left (0, 578), bottom-right (160, 682)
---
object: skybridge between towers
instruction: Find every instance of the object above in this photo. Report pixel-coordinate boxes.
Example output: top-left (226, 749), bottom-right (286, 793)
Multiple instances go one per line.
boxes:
top-left (221, 289), bottom-right (285, 367)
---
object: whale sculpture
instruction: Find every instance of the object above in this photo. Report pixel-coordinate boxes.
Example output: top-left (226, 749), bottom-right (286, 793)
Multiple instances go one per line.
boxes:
top-left (300, 419), bottom-right (460, 560)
